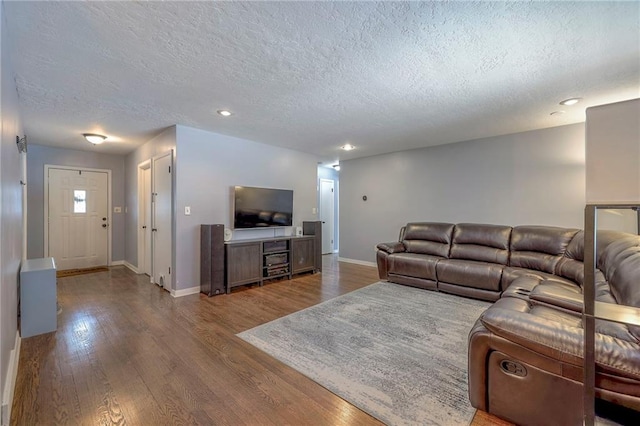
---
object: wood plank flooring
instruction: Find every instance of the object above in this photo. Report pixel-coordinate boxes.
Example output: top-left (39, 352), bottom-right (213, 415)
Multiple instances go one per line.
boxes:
top-left (12, 255), bottom-right (510, 425)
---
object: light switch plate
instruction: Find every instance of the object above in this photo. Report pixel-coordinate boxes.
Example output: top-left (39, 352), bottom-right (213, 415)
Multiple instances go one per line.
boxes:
top-left (185, 206), bottom-right (191, 215)
top-left (312, 207), bottom-right (317, 214)
top-left (114, 207), bottom-right (122, 213)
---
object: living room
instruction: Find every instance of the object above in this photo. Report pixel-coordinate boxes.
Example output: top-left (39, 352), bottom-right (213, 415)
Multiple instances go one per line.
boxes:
top-left (1, 2), bottom-right (639, 425)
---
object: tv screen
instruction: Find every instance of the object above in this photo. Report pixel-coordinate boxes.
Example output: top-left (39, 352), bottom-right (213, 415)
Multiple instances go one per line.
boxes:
top-left (233, 186), bottom-right (293, 229)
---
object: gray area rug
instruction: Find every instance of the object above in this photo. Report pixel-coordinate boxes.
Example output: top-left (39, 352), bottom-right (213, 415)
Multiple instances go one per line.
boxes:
top-left (237, 281), bottom-right (490, 425)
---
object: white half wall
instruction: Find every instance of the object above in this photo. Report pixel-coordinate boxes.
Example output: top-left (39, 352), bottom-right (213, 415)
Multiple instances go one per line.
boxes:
top-left (173, 125), bottom-right (319, 291)
top-left (124, 126), bottom-right (177, 268)
top-left (339, 124), bottom-right (586, 263)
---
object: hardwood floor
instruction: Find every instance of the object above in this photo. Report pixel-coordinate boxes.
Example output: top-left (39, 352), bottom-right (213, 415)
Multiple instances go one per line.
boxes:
top-left (12, 255), bottom-right (510, 425)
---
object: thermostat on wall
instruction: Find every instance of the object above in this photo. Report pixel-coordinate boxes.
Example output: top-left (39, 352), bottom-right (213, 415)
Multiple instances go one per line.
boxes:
top-left (224, 228), bottom-right (233, 242)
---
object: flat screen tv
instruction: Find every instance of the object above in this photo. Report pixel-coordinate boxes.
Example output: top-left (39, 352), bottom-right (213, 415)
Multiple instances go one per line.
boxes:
top-left (233, 186), bottom-right (293, 229)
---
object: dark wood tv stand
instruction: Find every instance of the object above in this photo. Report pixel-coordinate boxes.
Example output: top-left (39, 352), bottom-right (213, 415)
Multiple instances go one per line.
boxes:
top-left (225, 235), bottom-right (319, 293)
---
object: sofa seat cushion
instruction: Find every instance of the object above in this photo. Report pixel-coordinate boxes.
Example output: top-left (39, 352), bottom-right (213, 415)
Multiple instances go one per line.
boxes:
top-left (501, 266), bottom-right (578, 290)
top-left (387, 253), bottom-right (440, 280)
top-left (480, 298), bottom-right (640, 381)
top-left (436, 259), bottom-right (504, 292)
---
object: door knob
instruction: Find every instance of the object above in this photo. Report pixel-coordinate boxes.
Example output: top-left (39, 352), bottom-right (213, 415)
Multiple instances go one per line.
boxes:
top-left (102, 217), bottom-right (107, 221)
top-left (142, 226), bottom-right (147, 229)
top-left (152, 228), bottom-right (158, 232)
top-left (102, 224), bottom-right (108, 228)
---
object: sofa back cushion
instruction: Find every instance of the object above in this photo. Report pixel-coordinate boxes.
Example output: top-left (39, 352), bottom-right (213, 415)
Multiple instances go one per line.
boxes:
top-left (402, 222), bottom-right (454, 258)
top-left (556, 230), bottom-right (634, 285)
top-left (600, 235), bottom-right (640, 307)
top-left (449, 223), bottom-right (512, 265)
top-left (509, 226), bottom-right (579, 274)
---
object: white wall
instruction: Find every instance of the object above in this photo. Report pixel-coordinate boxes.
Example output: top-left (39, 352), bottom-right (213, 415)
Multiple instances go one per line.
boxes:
top-left (339, 124), bottom-right (586, 263)
top-left (173, 125), bottom-right (319, 291)
top-left (586, 98), bottom-right (640, 204)
top-left (26, 144), bottom-right (126, 261)
top-left (1, 0), bottom-right (24, 416)
top-left (124, 126), bottom-right (176, 270)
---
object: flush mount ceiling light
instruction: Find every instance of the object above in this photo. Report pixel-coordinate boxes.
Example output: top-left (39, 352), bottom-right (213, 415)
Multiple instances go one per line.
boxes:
top-left (217, 110), bottom-right (232, 117)
top-left (333, 164), bottom-right (341, 171)
top-left (341, 144), bottom-right (355, 151)
top-left (559, 98), bottom-right (582, 106)
top-left (550, 111), bottom-right (565, 116)
top-left (83, 133), bottom-right (107, 145)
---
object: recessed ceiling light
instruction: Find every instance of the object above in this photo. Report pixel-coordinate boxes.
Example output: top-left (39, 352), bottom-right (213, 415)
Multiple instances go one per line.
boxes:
top-left (341, 144), bottom-right (355, 151)
top-left (83, 133), bottom-right (107, 145)
top-left (559, 98), bottom-right (582, 106)
top-left (550, 111), bottom-right (565, 116)
top-left (217, 110), bottom-right (232, 117)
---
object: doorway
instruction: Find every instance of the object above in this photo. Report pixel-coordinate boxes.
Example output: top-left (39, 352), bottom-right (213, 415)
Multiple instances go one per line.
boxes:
top-left (137, 160), bottom-right (152, 276)
top-left (45, 166), bottom-right (110, 270)
top-left (320, 178), bottom-right (335, 254)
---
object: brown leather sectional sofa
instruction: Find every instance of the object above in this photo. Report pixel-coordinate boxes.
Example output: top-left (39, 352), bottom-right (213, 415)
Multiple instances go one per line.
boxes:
top-left (376, 222), bottom-right (640, 425)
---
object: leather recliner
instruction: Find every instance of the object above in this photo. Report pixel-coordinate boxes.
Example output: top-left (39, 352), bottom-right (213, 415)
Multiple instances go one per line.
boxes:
top-left (376, 222), bottom-right (640, 425)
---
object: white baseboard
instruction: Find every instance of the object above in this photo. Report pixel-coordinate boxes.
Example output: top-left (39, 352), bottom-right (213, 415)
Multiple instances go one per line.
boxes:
top-left (124, 261), bottom-right (139, 273)
top-left (171, 286), bottom-right (200, 298)
top-left (2, 331), bottom-right (21, 426)
top-left (337, 257), bottom-right (376, 268)
top-left (111, 260), bottom-right (139, 274)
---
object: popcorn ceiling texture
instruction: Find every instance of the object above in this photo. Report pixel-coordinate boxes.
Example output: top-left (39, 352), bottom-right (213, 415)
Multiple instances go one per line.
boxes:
top-left (4, 1), bottom-right (639, 157)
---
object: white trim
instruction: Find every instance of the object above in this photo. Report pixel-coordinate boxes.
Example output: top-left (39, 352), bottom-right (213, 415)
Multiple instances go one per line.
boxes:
top-left (110, 260), bottom-right (140, 273)
top-left (171, 286), bottom-right (200, 298)
top-left (2, 332), bottom-right (21, 426)
top-left (337, 257), bottom-right (376, 268)
top-left (44, 164), bottom-right (112, 266)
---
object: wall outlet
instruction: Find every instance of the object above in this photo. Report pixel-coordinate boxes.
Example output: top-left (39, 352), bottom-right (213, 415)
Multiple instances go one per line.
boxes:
top-left (184, 206), bottom-right (191, 215)
top-left (312, 207), bottom-right (317, 214)
top-left (114, 207), bottom-right (122, 213)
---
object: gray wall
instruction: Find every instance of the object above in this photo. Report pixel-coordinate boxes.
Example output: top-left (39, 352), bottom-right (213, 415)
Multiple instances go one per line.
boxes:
top-left (26, 144), bottom-right (126, 261)
top-left (124, 126), bottom-right (176, 268)
top-left (339, 124), bottom-right (586, 263)
top-left (317, 165), bottom-right (339, 251)
top-left (1, 1), bottom-right (24, 406)
top-left (173, 125), bottom-right (319, 291)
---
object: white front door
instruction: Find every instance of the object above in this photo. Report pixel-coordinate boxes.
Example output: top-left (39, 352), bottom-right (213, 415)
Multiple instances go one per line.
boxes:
top-left (48, 168), bottom-right (109, 270)
top-left (152, 151), bottom-right (172, 290)
top-left (320, 179), bottom-right (335, 254)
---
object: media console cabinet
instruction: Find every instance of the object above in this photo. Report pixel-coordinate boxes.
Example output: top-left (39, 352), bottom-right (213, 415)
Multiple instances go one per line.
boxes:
top-left (200, 221), bottom-right (322, 295)
top-left (225, 235), bottom-right (319, 293)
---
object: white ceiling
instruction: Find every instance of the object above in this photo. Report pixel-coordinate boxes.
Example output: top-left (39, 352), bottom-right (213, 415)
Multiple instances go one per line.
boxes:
top-left (4, 1), bottom-right (639, 161)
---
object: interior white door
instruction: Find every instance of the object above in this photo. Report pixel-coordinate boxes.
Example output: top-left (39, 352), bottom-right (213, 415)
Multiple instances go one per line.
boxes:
top-left (152, 152), bottom-right (172, 290)
top-left (48, 168), bottom-right (109, 270)
top-left (320, 179), bottom-right (335, 254)
top-left (141, 166), bottom-right (152, 275)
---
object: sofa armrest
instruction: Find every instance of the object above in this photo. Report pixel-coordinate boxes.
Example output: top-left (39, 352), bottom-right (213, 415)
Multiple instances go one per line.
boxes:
top-left (530, 283), bottom-right (583, 313)
top-left (376, 241), bottom-right (405, 254)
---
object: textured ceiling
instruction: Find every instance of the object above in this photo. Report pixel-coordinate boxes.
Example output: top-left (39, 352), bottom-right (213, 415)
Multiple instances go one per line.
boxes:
top-left (3, 1), bottom-right (640, 160)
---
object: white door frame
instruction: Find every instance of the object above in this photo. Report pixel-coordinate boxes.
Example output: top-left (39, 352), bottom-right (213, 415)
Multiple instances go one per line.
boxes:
top-left (137, 159), bottom-right (152, 279)
top-left (44, 164), bottom-right (113, 266)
